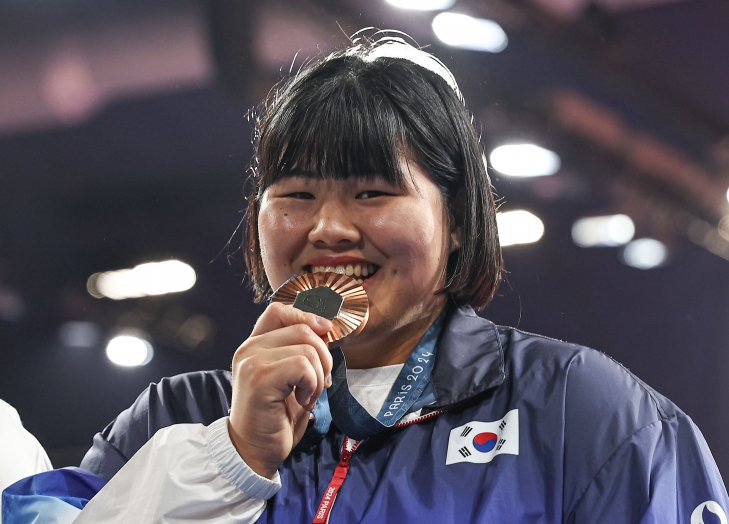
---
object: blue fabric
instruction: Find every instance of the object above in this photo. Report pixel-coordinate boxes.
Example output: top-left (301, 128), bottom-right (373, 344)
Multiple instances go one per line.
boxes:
top-left (294, 389), bottom-right (332, 452)
top-left (73, 306), bottom-right (728, 523)
top-left (2, 495), bottom-right (82, 524)
top-left (261, 328), bottom-right (729, 523)
top-left (2, 468), bottom-right (106, 524)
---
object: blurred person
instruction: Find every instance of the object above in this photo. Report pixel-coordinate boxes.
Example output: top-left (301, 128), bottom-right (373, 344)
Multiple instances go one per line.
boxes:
top-left (6, 36), bottom-right (729, 523)
top-left (0, 399), bottom-right (52, 523)
top-left (0, 399), bottom-right (52, 493)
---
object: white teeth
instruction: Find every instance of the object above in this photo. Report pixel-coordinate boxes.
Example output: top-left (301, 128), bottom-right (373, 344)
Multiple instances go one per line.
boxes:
top-left (309, 263), bottom-right (377, 278)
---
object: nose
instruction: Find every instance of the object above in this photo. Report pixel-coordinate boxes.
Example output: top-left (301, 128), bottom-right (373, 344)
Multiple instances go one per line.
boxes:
top-left (308, 200), bottom-right (361, 248)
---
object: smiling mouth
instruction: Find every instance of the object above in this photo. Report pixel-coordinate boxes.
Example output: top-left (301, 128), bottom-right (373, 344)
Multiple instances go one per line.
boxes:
top-left (304, 263), bottom-right (380, 282)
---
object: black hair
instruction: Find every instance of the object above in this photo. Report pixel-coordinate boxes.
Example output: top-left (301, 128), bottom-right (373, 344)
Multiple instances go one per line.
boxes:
top-left (244, 38), bottom-right (502, 309)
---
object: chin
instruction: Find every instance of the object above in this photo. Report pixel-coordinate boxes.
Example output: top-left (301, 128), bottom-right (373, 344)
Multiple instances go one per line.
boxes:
top-left (338, 319), bottom-right (375, 347)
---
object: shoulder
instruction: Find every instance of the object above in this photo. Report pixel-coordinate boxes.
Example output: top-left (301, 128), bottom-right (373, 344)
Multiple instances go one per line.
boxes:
top-left (497, 326), bottom-right (687, 511)
top-left (145, 370), bottom-right (234, 422)
top-left (117, 370), bottom-right (232, 441)
top-left (0, 399), bottom-right (53, 490)
top-left (497, 326), bottom-right (676, 423)
top-left (81, 370), bottom-right (232, 479)
top-left (0, 398), bottom-right (22, 425)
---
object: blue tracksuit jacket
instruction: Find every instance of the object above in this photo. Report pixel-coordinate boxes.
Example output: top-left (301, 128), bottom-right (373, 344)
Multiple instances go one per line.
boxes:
top-left (6, 306), bottom-right (727, 523)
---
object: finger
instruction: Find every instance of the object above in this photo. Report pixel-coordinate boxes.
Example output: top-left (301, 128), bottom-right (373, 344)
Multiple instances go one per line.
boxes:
top-left (252, 302), bottom-right (332, 338)
top-left (265, 354), bottom-right (320, 409)
top-left (253, 344), bottom-right (326, 403)
top-left (255, 324), bottom-right (333, 378)
top-left (237, 347), bottom-right (323, 408)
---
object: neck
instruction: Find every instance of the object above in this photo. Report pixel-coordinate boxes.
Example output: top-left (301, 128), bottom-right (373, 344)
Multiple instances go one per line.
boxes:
top-left (339, 304), bottom-right (445, 369)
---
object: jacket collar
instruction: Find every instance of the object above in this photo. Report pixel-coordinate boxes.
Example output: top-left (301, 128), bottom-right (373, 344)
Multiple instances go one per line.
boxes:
top-left (428, 305), bottom-right (505, 409)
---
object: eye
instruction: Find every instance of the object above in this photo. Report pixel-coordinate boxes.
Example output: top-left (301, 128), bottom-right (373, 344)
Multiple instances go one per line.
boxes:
top-left (356, 190), bottom-right (389, 199)
top-left (285, 192), bottom-right (315, 200)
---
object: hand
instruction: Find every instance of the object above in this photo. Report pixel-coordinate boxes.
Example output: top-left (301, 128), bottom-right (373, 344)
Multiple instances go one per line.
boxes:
top-left (228, 302), bottom-right (333, 479)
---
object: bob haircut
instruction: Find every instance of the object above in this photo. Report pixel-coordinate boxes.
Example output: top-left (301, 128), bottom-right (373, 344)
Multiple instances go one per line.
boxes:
top-left (244, 37), bottom-right (502, 310)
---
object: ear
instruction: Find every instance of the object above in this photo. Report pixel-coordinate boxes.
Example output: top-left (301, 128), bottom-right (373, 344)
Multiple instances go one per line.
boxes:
top-left (449, 224), bottom-right (462, 253)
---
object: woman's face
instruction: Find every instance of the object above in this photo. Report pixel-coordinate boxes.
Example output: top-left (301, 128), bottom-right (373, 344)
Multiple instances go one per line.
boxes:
top-left (257, 160), bottom-right (460, 366)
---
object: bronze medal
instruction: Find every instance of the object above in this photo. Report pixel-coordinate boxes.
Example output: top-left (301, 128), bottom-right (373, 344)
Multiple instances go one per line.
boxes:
top-left (270, 272), bottom-right (369, 343)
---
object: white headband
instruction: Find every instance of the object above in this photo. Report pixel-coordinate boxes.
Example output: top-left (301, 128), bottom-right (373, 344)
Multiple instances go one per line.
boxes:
top-left (341, 34), bottom-right (464, 103)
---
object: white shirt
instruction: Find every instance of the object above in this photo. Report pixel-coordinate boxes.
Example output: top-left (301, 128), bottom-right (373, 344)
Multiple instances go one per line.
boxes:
top-left (74, 367), bottom-right (401, 523)
top-left (347, 363), bottom-right (404, 418)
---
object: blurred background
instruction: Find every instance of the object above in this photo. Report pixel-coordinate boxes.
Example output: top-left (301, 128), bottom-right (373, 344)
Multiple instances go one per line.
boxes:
top-left (1, 0), bottom-right (728, 477)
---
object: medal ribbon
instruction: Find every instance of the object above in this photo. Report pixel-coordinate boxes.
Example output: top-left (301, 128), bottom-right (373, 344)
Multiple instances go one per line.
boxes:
top-left (316, 310), bottom-right (444, 441)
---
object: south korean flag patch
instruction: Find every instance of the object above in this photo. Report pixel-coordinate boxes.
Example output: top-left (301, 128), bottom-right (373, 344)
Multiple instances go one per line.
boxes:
top-left (446, 409), bottom-right (519, 465)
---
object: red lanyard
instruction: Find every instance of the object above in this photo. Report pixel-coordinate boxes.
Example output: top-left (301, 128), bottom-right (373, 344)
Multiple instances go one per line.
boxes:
top-left (312, 436), bottom-right (362, 524)
top-left (312, 408), bottom-right (452, 524)
top-left (310, 407), bottom-right (452, 523)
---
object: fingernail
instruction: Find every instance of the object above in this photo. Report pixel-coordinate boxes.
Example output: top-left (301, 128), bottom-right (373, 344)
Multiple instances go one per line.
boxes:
top-left (325, 374), bottom-right (332, 388)
top-left (315, 315), bottom-right (330, 326)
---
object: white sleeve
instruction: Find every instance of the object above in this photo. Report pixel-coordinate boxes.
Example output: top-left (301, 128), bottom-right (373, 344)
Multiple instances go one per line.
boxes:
top-left (73, 417), bottom-right (281, 524)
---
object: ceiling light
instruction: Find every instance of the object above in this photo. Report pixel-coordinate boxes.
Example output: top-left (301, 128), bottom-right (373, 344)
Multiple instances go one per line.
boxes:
top-left (106, 335), bottom-right (154, 367)
top-left (0, 287), bottom-right (25, 322)
top-left (571, 214), bottom-right (635, 247)
top-left (88, 260), bottom-right (196, 300)
top-left (497, 210), bottom-right (545, 247)
top-left (58, 321), bottom-right (102, 348)
top-left (490, 144), bottom-right (561, 178)
top-left (432, 13), bottom-right (508, 53)
top-left (621, 238), bottom-right (668, 269)
top-left (385, 0), bottom-right (455, 10)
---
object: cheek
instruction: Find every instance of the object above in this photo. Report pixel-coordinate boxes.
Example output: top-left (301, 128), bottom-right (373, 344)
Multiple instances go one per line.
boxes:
top-left (371, 206), bottom-right (444, 266)
top-left (258, 204), bottom-right (306, 285)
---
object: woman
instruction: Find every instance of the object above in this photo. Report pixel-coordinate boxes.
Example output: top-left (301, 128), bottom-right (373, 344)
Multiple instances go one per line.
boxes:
top-left (8, 37), bottom-right (726, 523)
